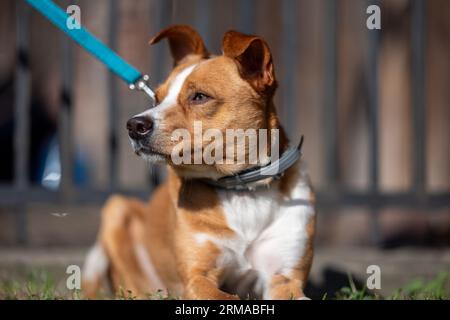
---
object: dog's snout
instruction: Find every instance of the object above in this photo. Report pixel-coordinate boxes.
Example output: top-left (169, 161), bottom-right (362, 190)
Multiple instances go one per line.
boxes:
top-left (127, 116), bottom-right (153, 140)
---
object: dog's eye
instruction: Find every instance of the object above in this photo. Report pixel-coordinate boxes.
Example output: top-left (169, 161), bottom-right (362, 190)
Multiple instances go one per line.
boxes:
top-left (190, 92), bottom-right (211, 105)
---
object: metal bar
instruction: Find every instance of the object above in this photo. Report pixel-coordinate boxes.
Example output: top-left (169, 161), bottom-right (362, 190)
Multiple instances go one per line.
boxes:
top-left (148, 0), bottom-right (172, 187)
top-left (323, 0), bottom-right (338, 188)
top-left (237, 0), bottom-right (255, 34)
top-left (316, 191), bottom-right (450, 210)
top-left (14, 0), bottom-right (31, 244)
top-left (411, 0), bottom-right (426, 196)
top-left (151, 0), bottom-right (171, 85)
top-left (0, 185), bottom-right (449, 209)
top-left (366, 0), bottom-right (381, 245)
top-left (58, 0), bottom-right (74, 200)
top-left (281, 0), bottom-right (298, 140)
top-left (108, 0), bottom-right (119, 190)
top-left (195, 0), bottom-right (210, 48)
top-left (367, 0), bottom-right (380, 195)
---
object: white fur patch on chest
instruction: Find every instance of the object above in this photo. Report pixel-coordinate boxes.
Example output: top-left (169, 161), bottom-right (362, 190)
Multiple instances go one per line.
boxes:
top-left (196, 163), bottom-right (315, 299)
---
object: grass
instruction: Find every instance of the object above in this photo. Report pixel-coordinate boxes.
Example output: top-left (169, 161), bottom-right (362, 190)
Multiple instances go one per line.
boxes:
top-left (388, 272), bottom-right (450, 300)
top-left (332, 272), bottom-right (450, 300)
top-left (0, 269), bottom-right (82, 300)
top-left (0, 269), bottom-right (449, 300)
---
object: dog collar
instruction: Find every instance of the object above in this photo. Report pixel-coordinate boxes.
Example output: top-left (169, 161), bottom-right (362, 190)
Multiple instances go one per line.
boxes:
top-left (203, 136), bottom-right (304, 191)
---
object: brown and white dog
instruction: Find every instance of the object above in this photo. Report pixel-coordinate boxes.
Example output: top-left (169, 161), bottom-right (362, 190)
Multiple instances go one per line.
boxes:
top-left (83, 25), bottom-right (316, 300)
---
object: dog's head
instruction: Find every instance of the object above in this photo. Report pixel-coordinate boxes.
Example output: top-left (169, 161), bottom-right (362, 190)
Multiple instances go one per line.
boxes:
top-left (127, 25), bottom-right (285, 179)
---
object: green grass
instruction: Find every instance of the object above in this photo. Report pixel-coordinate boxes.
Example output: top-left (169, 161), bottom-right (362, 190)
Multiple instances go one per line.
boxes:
top-left (0, 269), bottom-right (449, 300)
top-left (331, 272), bottom-right (450, 300)
top-left (388, 272), bottom-right (450, 300)
top-left (0, 269), bottom-right (80, 300)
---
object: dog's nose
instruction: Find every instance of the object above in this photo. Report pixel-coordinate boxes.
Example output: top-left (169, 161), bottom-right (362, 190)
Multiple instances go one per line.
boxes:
top-left (126, 116), bottom-right (153, 140)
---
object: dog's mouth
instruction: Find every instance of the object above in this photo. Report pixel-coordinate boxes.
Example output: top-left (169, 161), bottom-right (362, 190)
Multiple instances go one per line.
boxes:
top-left (129, 138), bottom-right (169, 163)
top-left (135, 146), bottom-right (168, 159)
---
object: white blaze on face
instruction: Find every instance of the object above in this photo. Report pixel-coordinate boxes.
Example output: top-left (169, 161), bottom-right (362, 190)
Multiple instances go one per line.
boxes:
top-left (136, 64), bottom-right (198, 123)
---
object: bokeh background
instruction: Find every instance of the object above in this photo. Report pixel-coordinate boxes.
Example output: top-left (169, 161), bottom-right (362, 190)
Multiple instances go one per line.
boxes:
top-left (0, 0), bottom-right (449, 299)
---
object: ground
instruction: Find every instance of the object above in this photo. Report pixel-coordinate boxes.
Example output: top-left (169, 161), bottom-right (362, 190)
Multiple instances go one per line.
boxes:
top-left (0, 247), bottom-right (449, 300)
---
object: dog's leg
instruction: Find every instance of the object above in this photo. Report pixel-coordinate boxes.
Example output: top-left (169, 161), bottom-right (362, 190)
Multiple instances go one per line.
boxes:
top-left (100, 195), bottom-right (154, 298)
top-left (269, 275), bottom-right (308, 300)
top-left (268, 253), bottom-right (314, 300)
top-left (179, 241), bottom-right (238, 300)
top-left (184, 273), bottom-right (239, 300)
top-left (82, 242), bottom-right (109, 298)
top-left (268, 226), bottom-right (314, 300)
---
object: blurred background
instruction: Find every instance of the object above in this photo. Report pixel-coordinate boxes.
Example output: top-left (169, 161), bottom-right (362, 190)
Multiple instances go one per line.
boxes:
top-left (0, 0), bottom-right (449, 298)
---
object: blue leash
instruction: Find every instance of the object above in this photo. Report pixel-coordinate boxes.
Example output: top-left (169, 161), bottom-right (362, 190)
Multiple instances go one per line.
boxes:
top-left (26, 0), bottom-right (155, 100)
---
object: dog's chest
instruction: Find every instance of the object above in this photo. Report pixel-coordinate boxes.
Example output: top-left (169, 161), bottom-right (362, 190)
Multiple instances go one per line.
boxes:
top-left (210, 172), bottom-right (315, 298)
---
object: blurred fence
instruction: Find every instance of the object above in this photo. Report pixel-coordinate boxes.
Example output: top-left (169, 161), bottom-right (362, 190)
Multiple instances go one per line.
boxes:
top-left (0, 0), bottom-right (449, 245)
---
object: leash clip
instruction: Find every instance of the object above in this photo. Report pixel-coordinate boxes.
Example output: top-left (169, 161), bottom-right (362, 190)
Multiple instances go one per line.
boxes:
top-left (129, 75), bottom-right (156, 103)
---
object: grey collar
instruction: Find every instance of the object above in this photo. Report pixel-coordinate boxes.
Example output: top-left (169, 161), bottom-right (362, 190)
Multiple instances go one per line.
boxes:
top-left (202, 136), bottom-right (304, 191)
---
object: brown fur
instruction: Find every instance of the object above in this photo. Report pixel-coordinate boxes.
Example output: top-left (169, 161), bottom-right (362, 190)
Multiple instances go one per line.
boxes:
top-left (84, 25), bottom-right (315, 300)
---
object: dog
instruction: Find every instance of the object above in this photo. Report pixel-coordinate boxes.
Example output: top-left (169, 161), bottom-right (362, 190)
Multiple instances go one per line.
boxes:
top-left (83, 25), bottom-right (316, 300)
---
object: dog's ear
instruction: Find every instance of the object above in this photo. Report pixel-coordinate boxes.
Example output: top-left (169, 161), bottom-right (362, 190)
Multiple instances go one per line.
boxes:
top-left (222, 30), bottom-right (276, 95)
top-left (149, 25), bottom-right (209, 65)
